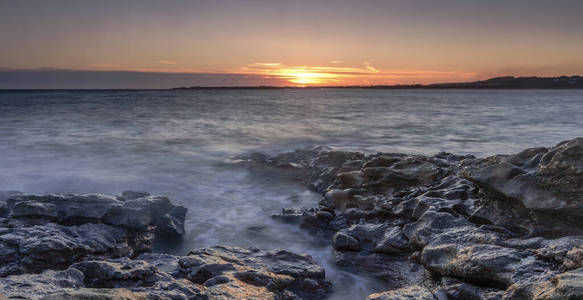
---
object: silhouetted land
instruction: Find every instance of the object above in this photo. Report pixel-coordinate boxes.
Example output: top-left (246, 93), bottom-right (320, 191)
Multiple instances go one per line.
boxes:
top-left (174, 76), bottom-right (583, 90)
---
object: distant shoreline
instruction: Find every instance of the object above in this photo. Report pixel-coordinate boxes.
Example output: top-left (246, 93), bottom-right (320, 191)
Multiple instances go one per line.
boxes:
top-left (173, 76), bottom-right (583, 90)
top-left (1, 76), bottom-right (582, 91)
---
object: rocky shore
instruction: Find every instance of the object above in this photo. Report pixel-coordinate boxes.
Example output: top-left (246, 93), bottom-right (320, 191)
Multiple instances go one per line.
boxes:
top-left (1, 138), bottom-right (582, 299)
top-left (258, 138), bottom-right (583, 299)
top-left (0, 191), bottom-right (331, 299)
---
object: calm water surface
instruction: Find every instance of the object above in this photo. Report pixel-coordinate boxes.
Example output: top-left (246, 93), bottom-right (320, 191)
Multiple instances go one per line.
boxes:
top-left (1, 89), bottom-right (582, 299)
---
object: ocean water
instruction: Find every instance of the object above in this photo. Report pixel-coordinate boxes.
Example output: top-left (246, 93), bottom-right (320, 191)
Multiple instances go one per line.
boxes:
top-left (1, 89), bottom-right (582, 298)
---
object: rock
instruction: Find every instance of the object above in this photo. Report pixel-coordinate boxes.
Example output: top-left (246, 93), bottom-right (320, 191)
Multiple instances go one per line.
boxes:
top-left (0, 246), bottom-right (330, 300)
top-left (41, 288), bottom-right (149, 300)
top-left (439, 277), bottom-right (505, 300)
top-left (70, 259), bottom-right (172, 288)
top-left (0, 268), bottom-right (85, 299)
top-left (464, 138), bottom-right (583, 236)
top-left (179, 246), bottom-right (330, 298)
top-left (374, 227), bottom-right (411, 254)
top-left (256, 138), bottom-right (583, 299)
top-left (337, 171), bottom-right (365, 188)
top-left (335, 251), bottom-right (427, 288)
top-left (119, 190), bottom-right (151, 201)
top-left (421, 243), bottom-right (553, 289)
top-left (5, 192), bottom-right (186, 235)
top-left (0, 191), bottom-right (186, 277)
top-left (332, 232), bottom-right (361, 251)
top-left (366, 286), bottom-right (434, 300)
top-left (0, 222), bottom-right (146, 277)
top-left (504, 267), bottom-right (583, 300)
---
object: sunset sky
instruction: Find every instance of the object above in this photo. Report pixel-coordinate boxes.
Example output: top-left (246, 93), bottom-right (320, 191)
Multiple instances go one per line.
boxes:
top-left (1, 0), bottom-right (583, 88)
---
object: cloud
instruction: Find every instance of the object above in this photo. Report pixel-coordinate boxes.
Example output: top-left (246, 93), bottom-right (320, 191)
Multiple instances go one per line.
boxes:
top-left (330, 60), bottom-right (343, 64)
top-left (158, 60), bottom-right (177, 65)
top-left (89, 64), bottom-right (126, 68)
top-left (361, 62), bottom-right (379, 73)
top-left (246, 63), bottom-right (282, 69)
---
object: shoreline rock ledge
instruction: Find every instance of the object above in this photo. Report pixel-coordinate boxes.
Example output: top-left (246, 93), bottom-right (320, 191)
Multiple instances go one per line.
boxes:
top-left (0, 191), bottom-right (332, 299)
top-left (254, 137), bottom-right (583, 300)
top-left (0, 191), bottom-right (187, 278)
top-left (2, 137), bottom-right (583, 299)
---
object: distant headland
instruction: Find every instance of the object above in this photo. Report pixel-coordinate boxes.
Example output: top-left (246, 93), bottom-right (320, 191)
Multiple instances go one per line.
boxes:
top-left (173, 75), bottom-right (583, 90)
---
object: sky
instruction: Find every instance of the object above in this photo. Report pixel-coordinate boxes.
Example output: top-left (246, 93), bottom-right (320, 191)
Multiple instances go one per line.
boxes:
top-left (1, 0), bottom-right (582, 88)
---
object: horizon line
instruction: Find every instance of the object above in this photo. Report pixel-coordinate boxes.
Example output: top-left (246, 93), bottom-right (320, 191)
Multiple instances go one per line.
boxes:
top-left (1, 75), bottom-right (581, 91)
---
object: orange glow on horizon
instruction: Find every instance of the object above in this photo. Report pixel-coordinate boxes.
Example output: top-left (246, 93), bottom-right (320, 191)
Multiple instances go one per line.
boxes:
top-left (240, 63), bottom-right (478, 86)
top-left (80, 62), bottom-right (481, 86)
top-left (275, 69), bottom-right (340, 85)
top-left (243, 63), bottom-right (378, 86)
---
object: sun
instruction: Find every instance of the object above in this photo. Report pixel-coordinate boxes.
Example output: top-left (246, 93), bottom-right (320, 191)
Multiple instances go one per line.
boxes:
top-left (257, 66), bottom-right (343, 86)
top-left (288, 72), bottom-right (321, 85)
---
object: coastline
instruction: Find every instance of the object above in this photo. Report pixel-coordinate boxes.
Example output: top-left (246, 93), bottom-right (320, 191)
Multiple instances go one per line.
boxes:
top-left (1, 138), bottom-right (582, 299)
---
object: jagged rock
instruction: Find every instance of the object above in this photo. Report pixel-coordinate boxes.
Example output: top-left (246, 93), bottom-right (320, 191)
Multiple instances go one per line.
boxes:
top-left (421, 243), bottom-right (554, 289)
top-left (332, 232), bottom-right (361, 251)
top-left (5, 138), bottom-right (583, 299)
top-left (0, 191), bottom-right (186, 277)
top-left (366, 286), bottom-right (434, 300)
top-left (5, 192), bottom-right (186, 236)
top-left (0, 268), bottom-right (85, 299)
top-left (438, 277), bottom-right (505, 300)
top-left (256, 138), bottom-right (583, 299)
top-left (335, 251), bottom-right (426, 288)
top-left (0, 246), bottom-right (330, 300)
top-left (41, 289), bottom-right (149, 300)
top-left (0, 222), bottom-right (144, 277)
top-left (179, 246), bottom-right (330, 299)
top-left (504, 267), bottom-right (583, 300)
top-left (464, 138), bottom-right (583, 236)
top-left (374, 226), bottom-right (412, 254)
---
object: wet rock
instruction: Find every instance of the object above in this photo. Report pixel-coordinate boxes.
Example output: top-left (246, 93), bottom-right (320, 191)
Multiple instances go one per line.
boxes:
top-left (71, 259), bottom-right (172, 288)
top-left (464, 138), bottom-right (583, 236)
top-left (337, 171), bottom-right (365, 188)
top-left (41, 288), bottom-right (150, 300)
top-left (421, 243), bottom-right (553, 289)
top-left (504, 267), bottom-right (583, 300)
top-left (0, 191), bottom-right (186, 277)
top-left (374, 226), bottom-right (412, 254)
top-left (335, 251), bottom-right (426, 287)
top-left (119, 190), bottom-right (151, 201)
top-left (259, 138), bottom-right (583, 299)
top-left (439, 277), bottom-right (505, 300)
top-left (366, 286), bottom-right (434, 300)
top-left (0, 246), bottom-right (330, 300)
top-left (529, 237), bottom-right (583, 271)
top-left (332, 232), bottom-right (361, 251)
top-left (179, 246), bottom-right (330, 299)
top-left (0, 222), bottom-right (145, 277)
top-left (0, 268), bottom-right (85, 299)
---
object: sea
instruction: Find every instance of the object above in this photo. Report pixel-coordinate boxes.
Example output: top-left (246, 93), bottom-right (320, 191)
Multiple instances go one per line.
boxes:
top-left (1, 89), bottom-right (582, 299)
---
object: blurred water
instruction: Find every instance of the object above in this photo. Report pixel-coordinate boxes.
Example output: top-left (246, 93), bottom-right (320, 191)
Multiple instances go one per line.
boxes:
top-left (0, 89), bottom-right (582, 298)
